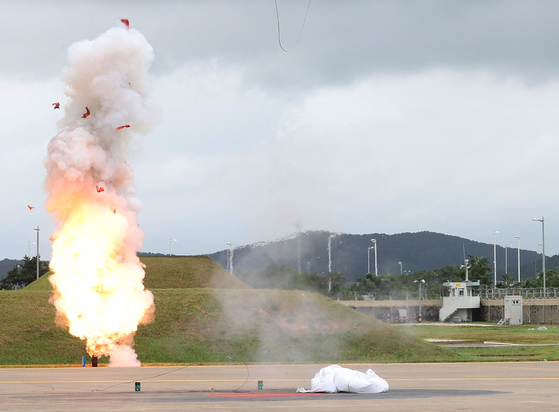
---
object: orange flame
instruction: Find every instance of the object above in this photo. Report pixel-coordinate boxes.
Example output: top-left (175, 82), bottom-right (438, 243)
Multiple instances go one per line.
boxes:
top-left (48, 195), bottom-right (154, 358)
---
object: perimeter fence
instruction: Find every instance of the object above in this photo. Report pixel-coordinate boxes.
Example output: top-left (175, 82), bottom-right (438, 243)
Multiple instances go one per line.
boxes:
top-left (478, 285), bottom-right (559, 300)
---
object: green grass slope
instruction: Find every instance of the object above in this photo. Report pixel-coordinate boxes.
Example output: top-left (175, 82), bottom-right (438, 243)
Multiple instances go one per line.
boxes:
top-left (0, 288), bottom-right (460, 365)
top-left (7, 256), bottom-right (459, 365)
top-left (23, 256), bottom-right (251, 291)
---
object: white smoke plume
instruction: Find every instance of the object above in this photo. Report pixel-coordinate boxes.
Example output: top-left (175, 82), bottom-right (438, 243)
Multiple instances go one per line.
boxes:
top-left (45, 23), bottom-right (160, 366)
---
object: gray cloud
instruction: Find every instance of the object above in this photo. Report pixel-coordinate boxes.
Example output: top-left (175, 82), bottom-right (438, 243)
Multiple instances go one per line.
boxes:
top-left (3, 1), bottom-right (559, 262)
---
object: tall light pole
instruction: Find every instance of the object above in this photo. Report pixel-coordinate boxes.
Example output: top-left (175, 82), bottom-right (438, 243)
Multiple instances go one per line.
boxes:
top-left (516, 236), bottom-right (520, 283)
top-left (493, 230), bottom-right (499, 286)
top-left (505, 245), bottom-right (510, 276)
top-left (33, 226), bottom-right (40, 280)
top-left (328, 234), bottom-right (335, 273)
top-left (367, 246), bottom-right (374, 274)
top-left (227, 242), bottom-right (234, 274)
top-left (461, 259), bottom-right (471, 282)
top-left (169, 238), bottom-right (177, 256)
top-left (533, 217), bottom-right (545, 292)
top-left (414, 279), bottom-right (425, 322)
top-left (372, 238), bottom-right (378, 276)
top-left (398, 261), bottom-right (403, 274)
top-left (296, 222), bottom-right (302, 273)
top-left (28, 242), bottom-right (36, 257)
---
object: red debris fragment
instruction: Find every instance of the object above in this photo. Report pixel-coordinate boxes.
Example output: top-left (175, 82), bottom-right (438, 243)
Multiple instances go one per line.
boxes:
top-left (52, 102), bottom-right (60, 109)
top-left (96, 185), bottom-right (104, 193)
top-left (121, 19), bottom-right (129, 29)
top-left (116, 124), bottom-right (130, 130)
top-left (28, 205), bottom-right (34, 210)
top-left (82, 107), bottom-right (90, 119)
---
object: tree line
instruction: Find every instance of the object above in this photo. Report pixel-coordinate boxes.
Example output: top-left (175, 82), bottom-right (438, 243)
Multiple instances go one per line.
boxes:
top-left (0, 256), bottom-right (49, 290)
top-left (236, 254), bottom-right (559, 300)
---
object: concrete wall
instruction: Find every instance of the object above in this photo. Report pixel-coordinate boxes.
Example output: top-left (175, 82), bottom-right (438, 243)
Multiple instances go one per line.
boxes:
top-left (339, 300), bottom-right (442, 323)
top-left (340, 298), bottom-right (559, 324)
top-left (481, 299), bottom-right (559, 324)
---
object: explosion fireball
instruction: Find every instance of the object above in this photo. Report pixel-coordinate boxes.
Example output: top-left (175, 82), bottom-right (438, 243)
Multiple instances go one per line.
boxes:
top-left (44, 23), bottom-right (159, 366)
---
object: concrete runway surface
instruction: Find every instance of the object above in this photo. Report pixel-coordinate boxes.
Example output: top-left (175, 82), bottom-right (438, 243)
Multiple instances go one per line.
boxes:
top-left (1, 362), bottom-right (558, 411)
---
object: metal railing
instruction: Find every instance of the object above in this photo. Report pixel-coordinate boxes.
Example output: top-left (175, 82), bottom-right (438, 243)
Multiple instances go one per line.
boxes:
top-left (478, 285), bottom-right (559, 300)
top-left (347, 286), bottom-right (559, 301)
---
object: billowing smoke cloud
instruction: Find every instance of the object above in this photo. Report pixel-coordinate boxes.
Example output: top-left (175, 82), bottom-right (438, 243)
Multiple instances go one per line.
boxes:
top-left (45, 24), bottom-right (160, 366)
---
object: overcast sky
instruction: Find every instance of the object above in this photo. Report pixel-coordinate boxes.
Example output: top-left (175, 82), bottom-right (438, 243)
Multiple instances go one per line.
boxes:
top-left (2, 0), bottom-right (559, 261)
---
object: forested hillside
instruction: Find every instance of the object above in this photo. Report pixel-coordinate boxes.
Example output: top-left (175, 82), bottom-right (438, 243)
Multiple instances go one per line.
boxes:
top-left (209, 231), bottom-right (543, 283)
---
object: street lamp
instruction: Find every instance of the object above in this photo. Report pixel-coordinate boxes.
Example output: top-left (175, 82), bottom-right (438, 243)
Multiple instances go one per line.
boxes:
top-left (328, 234), bottom-right (335, 273)
top-left (367, 246), bottom-right (374, 274)
top-left (493, 230), bottom-right (499, 286)
top-left (516, 236), bottom-right (520, 283)
top-left (227, 242), bottom-right (234, 274)
top-left (371, 239), bottom-right (378, 276)
top-left (505, 245), bottom-right (513, 278)
top-left (33, 226), bottom-right (40, 280)
top-left (414, 279), bottom-right (425, 322)
top-left (169, 238), bottom-right (177, 256)
top-left (398, 261), bottom-right (403, 274)
top-left (533, 217), bottom-right (545, 293)
top-left (460, 259), bottom-right (471, 282)
top-left (28, 242), bottom-right (36, 257)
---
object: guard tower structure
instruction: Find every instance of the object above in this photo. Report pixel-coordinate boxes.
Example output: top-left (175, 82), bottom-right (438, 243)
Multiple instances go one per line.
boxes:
top-left (439, 281), bottom-right (481, 322)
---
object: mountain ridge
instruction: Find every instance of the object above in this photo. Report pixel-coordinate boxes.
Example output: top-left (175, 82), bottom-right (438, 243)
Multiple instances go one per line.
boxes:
top-left (208, 230), bottom-right (546, 283)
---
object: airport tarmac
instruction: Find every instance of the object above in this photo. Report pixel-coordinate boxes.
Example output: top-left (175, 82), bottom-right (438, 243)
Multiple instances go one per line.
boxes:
top-left (1, 362), bottom-right (558, 411)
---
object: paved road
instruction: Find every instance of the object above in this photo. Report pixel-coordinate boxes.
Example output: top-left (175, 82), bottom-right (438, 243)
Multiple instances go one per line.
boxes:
top-left (1, 362), bottom-right (558, 411)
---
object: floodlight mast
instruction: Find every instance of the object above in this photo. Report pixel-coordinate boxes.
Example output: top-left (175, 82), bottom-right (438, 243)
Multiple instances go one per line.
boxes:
top-left (460, 259), bottom-right (471, 282)
top-left (33, 226), bottom-right (40, 280)
top-left (169, 238), bottom-right (177, 256)
top-left (367, 246), bottom-right (374, 274)
top-left (414, 279), bottom-right (425, 322)
top-left (372, 239), bottom-right (378, 276)
top-left (227, 242), bottom-right (234, 274)
top-left (493, 231), bottom-right (499, 286)
top-left (328, 234), bottom-right (335, 273)
top-left (28, 242), bottom-right (36, 257)
top-left (532, 217), bottom-right (545, 293)
top-left (516, 236), bottom-right (520, 283)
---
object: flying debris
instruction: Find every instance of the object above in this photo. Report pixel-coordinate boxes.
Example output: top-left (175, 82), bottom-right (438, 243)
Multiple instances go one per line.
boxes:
top-left (28, 205), bottom-right (34, 210)
top-left (52, 102), bottom-right (60, 109)
top-left (116, 124), bottom-right (130, 130)
top-left (96, 185), bottom-right (104, 193)
top-left (121, 19), bottom-right (129, 29)
top-left (82, 106), bottom-right (90, 118)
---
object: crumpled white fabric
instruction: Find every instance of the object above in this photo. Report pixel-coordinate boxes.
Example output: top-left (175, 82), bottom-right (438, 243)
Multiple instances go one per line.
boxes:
top-left (296, 364), bottom-right (389, 393)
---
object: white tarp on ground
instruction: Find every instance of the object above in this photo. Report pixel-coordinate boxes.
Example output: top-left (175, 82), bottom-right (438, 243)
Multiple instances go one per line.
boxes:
top-left (296, 364), bottom-right (389, 393)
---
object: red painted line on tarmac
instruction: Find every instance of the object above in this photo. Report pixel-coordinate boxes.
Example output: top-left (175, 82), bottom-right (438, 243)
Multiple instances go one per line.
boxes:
top-left (204, 393), bottom-right (324, 398)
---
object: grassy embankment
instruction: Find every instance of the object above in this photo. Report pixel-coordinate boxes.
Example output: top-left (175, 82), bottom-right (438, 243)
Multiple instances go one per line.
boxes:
top-left (1, 256), bottom-right (460, 366)
top-left (403, 324), bottom-right (559, 361)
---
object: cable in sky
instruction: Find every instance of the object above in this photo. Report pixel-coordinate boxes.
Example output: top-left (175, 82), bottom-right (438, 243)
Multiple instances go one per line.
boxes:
top-left (274, 0), bottom-right (312, 52)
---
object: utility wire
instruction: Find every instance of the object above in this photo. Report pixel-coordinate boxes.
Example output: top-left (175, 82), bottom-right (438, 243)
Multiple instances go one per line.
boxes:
top-left (93, 366), bottom-right (188, 392)
top-left (275, 0), bottom-right (312, 52)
